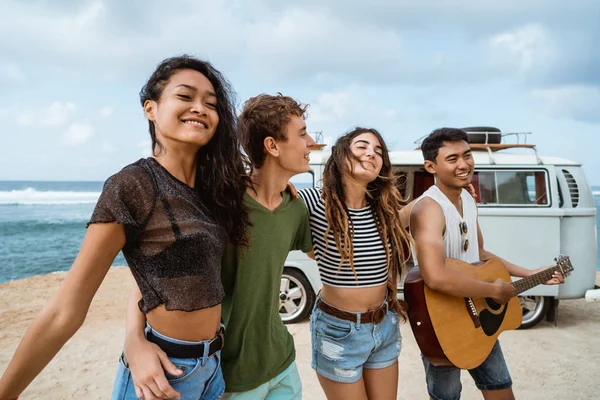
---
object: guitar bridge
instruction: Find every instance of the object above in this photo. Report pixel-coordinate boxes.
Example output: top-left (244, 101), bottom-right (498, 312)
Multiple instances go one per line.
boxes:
top-left (465, 298), bottom-right (481, 328)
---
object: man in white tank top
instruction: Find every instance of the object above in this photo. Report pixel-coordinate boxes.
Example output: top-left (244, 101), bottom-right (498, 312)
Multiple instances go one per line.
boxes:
top-left (408, 128), bottom-right (564, 400)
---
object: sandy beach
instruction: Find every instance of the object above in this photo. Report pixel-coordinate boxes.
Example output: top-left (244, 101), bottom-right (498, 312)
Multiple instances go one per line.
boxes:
top-left (1, 268), bottom-right (599, 399)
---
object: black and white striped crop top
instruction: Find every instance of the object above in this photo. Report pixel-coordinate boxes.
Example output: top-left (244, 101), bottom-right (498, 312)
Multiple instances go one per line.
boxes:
top-left (298, 188), bottom-right (389, 288)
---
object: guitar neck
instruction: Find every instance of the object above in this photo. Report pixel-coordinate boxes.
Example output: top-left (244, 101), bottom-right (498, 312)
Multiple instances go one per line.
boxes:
top-left (511, 267), bottom-right (556, 295)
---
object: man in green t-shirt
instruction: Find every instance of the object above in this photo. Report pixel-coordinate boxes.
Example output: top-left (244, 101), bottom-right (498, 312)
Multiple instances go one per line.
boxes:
top-left (122, 94), bottom-right (315, 400)
top-left (220, 94), bottom-right (315, 398)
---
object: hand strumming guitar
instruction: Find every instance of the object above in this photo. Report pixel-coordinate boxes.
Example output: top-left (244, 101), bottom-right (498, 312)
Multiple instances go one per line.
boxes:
top-left (491, 279), bottom-right (515, 305)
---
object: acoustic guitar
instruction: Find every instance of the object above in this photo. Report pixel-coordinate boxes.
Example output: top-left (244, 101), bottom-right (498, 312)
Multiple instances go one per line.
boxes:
top-left (404, 255), bottom-right (573, 370)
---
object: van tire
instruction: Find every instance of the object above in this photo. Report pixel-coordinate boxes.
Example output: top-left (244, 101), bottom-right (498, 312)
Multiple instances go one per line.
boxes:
top-left (460, 126), bottom-right (502, 144)
top-left (518, 295), bottom-right (550, 329)
top-left (279, 268), bottom-right (316, 324)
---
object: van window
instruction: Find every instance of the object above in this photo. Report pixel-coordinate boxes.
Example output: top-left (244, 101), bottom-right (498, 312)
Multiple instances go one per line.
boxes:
top-left (476, 170), bottom-right (549, 206)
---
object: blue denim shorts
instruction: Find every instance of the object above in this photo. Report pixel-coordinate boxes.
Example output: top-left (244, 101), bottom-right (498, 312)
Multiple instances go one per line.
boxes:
top-left (111, 325), bottom-right (225, 400)
top-left (310, 297), bottom-right (402, 383)
top-left (422, 340), bottom-right (512, 400)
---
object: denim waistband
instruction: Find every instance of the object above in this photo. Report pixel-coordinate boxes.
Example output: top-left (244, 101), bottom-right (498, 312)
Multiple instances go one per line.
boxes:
top-left (145, 323), bottom-right (225, 360)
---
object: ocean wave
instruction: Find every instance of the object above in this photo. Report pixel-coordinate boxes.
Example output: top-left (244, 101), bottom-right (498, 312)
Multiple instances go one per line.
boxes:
top-left (593, 191), bottom-right (600, 196)
top-left (0, 188), bottom-right (100, 205)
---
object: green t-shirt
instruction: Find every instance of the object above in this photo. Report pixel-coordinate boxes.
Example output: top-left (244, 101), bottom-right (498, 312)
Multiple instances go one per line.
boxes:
top-left (220, 191), bottom-right (313, 392)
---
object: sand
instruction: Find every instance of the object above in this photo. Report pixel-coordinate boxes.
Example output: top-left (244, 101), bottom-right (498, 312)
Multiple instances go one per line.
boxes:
top-left (1, 268), bottom-right (599, 399)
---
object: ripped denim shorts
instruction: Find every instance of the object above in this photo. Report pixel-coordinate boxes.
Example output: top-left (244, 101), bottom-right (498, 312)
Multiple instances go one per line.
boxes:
top-left (310, 296), bottom-right (402, 383)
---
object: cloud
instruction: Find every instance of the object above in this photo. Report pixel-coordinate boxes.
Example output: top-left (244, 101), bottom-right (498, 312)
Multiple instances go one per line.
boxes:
top-left (489, 24), bottom-right (552, 73)
top-left (533, 85), bottom-right (600, 123)
top-left (257, 1), bottom-right (600, 35)
top-left (243, 7), bottom-right (405, 83)
top-left (309, 92), bottom-right (360, 124)
top-left (100, 106), bottom-right (113, 118)
top-left (0, 0), bottom-right (245, 78)
top-left (62, 123), bottom-right (95, 146)
top-left (1, 1), bottom-right (597, 90)
top-left (15, 101), bottom-right (76, 127)
top-left (42, 102), bottom-right (76, 126)
top-left (309, 90), bottom-right (400, 125)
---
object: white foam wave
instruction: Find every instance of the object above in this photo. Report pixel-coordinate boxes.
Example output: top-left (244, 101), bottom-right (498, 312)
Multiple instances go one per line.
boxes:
top-left (593, 191), bottom-right (600, 196)
top-left (0, 188), bottom-right (100, 205)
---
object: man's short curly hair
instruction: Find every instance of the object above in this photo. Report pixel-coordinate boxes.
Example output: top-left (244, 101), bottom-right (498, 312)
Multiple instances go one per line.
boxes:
top-left (238, 94), bottom-right (309, 168)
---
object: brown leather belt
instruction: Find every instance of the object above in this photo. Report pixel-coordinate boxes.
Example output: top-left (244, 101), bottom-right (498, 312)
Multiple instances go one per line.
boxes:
top-left (316, 297), bottom-right (392, 324)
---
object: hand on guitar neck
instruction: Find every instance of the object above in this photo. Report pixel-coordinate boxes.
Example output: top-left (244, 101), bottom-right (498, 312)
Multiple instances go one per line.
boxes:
top-left (533, 266), bottom-right (565, 285)
top-left (491, 264), bottom-right (564, 305)
top-left (491, 279), bottom-right (515, 305)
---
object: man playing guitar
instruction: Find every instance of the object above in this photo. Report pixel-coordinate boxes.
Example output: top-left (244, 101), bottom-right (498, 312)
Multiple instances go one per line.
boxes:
top-left (407, 127), bottom-right (563, 400)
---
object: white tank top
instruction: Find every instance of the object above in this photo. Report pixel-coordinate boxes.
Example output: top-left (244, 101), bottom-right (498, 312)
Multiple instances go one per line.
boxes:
top-left (411, 185), bottom-right (480, 265)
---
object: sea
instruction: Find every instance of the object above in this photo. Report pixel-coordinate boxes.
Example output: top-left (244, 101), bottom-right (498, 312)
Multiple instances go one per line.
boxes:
top-left (0, 181), bottom-right (599, 283)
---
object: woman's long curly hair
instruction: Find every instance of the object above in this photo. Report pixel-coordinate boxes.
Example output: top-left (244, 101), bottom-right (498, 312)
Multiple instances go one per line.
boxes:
top-left (140, 55), bottom-right (250, 246)
top-left (322, 127), bottom-right (412, 315)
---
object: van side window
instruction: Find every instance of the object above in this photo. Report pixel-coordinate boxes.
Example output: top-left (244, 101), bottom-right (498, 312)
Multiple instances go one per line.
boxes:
top-left (475, 170), bottom-right (549, 206)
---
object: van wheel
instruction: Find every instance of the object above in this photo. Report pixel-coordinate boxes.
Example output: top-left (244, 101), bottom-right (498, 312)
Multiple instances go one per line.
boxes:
top-left (279, 268), bottom-right (316, 324)
top-left (518, 296), bottom-right (550, 329)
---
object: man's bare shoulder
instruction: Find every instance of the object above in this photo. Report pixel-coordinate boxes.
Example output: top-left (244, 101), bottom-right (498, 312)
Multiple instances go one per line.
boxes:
top-left (412, 197), bottom-right (443, 218)
top-left (411, 197), bottom-right (446, 235)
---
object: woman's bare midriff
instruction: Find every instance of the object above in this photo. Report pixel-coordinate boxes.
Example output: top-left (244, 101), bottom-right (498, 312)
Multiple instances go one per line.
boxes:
top-left (321, 283), bottom-right (387, 313)
top-left (146, 303), bottom-right (222, 342)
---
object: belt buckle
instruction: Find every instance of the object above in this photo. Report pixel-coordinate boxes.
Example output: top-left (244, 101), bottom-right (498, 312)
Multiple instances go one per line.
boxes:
top-left (371, 306), bottom-right (386, 324)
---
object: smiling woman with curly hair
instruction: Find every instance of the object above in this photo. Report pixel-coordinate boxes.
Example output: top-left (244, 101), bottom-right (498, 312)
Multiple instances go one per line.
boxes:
top-left (0, 55), bottom-right (249, 400)
top-left (298, 127), bottom-right (412, 400)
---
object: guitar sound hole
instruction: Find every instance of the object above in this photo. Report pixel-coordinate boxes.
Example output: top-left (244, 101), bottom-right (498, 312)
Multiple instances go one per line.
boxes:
top-left (485, 298), bottom-right (502, 311)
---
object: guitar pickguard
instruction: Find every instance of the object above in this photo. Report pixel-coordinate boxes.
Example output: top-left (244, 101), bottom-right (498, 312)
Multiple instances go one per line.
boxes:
top-left (479, 305), bottom-right (508, 336)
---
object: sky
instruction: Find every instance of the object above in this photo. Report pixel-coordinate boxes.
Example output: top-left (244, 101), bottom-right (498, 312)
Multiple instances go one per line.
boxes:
top-left (0, 0), bottom-right (599, 184)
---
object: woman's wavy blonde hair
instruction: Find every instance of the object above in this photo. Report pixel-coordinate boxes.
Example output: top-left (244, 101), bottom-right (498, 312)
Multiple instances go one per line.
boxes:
top-left (321, 127), bottom-right (413, 317)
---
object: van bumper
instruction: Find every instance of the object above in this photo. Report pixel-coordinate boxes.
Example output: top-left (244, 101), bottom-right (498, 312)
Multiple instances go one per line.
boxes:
top-left (585, 288), bottom-right (600, 302)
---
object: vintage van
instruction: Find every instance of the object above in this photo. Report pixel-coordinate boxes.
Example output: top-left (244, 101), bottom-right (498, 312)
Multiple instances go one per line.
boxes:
top-left (278, 128), bottom-right (598, 329)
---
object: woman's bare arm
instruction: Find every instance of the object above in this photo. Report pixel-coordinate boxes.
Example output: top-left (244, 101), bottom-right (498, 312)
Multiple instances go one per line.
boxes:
top-left (0, 223), bottom-right (125, 399)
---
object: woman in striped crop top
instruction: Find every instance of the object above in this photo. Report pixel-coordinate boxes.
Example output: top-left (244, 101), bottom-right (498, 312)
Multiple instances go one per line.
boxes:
top-left (298, 128), bottom-right (412, 399)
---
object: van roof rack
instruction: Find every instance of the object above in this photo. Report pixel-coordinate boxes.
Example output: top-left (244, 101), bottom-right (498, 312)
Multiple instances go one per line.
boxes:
top-left (414, 129), bottom-right (543, 165)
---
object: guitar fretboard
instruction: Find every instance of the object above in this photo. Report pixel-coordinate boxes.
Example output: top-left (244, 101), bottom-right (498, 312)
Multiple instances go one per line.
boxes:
top-left (511, 267), bottom-right (559, 295)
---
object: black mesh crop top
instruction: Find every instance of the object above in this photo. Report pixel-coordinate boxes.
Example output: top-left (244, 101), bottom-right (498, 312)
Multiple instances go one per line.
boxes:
top-left (89, 158), bottom-right (228, 313)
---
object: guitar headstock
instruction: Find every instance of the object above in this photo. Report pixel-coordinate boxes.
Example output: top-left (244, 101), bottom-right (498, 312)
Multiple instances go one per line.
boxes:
top-left (554, 254), bottom-right (574, 277)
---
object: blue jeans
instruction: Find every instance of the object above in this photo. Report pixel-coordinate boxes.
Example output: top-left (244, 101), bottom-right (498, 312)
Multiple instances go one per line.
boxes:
top-left (224, 362), bottom-right (302, 400)
top-left (111, 325), bottom-right (225, 400)
top-left (310, 297), bottom-right (402, 383)
top-left (422, 340), bottom-right (513, 400)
